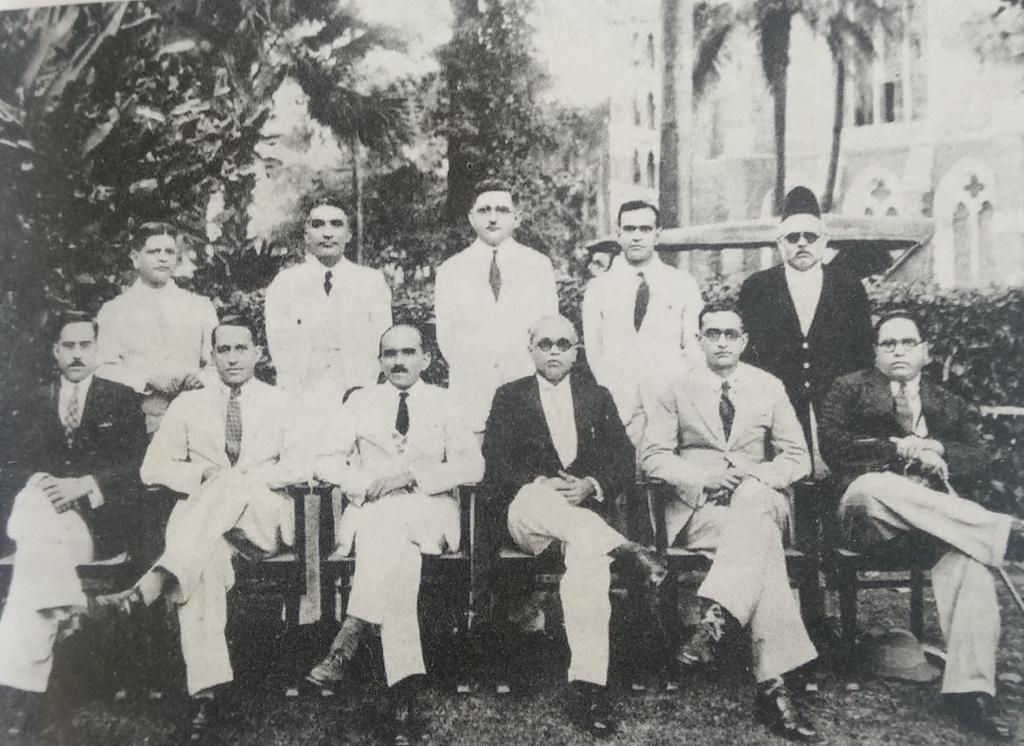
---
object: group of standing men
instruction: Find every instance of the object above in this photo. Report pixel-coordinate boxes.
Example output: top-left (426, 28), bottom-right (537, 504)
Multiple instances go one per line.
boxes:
top-left (0, 178), bottom-right (1020, 745)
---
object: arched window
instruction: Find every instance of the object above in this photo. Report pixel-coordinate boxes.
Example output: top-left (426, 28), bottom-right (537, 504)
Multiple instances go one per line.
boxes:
top-left (647, 33), bottom-right (656, 68)
top-left (843, 170), bottom-right (903, 217)
top-left (933, 160), bottom-right (997, 286)
top-left (632, 98), bottom-right (641, 127)
top-left (646, 151), bottom-right (656, 188)
top-left (647, 93), bottom-right (656, 130)
top-left (632, 151), bottom-right (641, 184)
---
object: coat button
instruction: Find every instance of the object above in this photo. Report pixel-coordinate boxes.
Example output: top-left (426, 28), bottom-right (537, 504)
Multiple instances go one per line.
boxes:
top-left (801, 342), bottom-right (809, 349)
top-left (804, 382), bottom-right (811, 388)
top-left (803, 362), bottom-right (810, 369)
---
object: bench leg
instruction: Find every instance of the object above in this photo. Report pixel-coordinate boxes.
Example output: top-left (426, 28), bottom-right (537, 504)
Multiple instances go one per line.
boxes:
top-left (838, 568), bottom-right (858, 653)
top-left (909, 569), bottom-right (925, 640)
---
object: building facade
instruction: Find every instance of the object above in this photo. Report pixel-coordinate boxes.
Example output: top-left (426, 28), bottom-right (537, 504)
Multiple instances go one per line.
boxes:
top-left (611, 0), bottom-right (1024, 286)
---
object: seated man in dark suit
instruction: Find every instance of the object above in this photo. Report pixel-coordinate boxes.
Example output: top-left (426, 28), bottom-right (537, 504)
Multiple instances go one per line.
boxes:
top-left (0, 312), bottom-right (146, 733)
top-left (481, 313), bottom-right (666, 737)
top-left (820, 309), bottom-right (1024, 742)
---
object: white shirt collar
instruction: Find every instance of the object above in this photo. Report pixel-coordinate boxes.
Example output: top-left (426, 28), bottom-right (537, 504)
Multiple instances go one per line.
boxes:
top-left (387, 379), bottom-right (423, 399)
top-left (130, 277), bottom-right (180, 295)
top-left (890, 375), bottom-right (922, 397)
top-left (783, 261), bottom-right (823, 288)
top-left (536, 373), bottom-right (572, 392)
top-left (60, 373), bottom-right (94, 395)
top-left (215, 377), bottom-right (256, 400)
top-left (304, 254), bottom-right (350, 272)
top-left (470, 237), bottom-right (516, 254)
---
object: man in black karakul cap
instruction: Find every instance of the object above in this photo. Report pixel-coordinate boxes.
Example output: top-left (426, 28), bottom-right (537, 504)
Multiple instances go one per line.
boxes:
top-left (737, 185), bottom-right (873, 476)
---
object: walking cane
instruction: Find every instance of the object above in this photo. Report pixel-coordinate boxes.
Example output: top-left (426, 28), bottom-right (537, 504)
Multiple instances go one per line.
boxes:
top-left (939, 475), bottom-right (1024, 617)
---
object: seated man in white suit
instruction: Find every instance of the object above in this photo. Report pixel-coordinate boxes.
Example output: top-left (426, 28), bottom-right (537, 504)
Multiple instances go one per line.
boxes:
top-left (305, 324), bottom-right (483, 746)
top-left (640, 304), bottom-right (818, 742)
top-left (95, 317), bottom-right (299, 741)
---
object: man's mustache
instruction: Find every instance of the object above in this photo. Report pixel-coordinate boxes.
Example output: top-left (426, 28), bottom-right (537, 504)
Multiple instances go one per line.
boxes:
top-left (391, 366), bottom-right (408, 373)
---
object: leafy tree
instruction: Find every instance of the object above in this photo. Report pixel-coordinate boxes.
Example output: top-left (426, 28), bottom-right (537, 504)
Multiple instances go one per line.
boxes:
top-left (435, 0), bottom-right (549, 222)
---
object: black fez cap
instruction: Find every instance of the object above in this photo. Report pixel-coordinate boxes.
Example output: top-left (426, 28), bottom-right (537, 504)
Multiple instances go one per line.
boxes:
top-left (782, 186), bottom-right (821, 220)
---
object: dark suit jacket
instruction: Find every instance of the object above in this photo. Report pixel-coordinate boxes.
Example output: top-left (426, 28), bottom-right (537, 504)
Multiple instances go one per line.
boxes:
top-left (481, 373), bottom-right (635, 526)
top-left (738, 264), bottom-right (873, 440)
top-left (819, 368), bottom-right (989, 493)
top-left (12, 376), bottom-right (147, 558)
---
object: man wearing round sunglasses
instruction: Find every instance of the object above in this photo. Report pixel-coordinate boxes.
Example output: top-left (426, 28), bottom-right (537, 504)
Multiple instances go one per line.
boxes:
top-left (738, 186), bottom-right (873, 474)
top-left (481, 314), bottom-right (666, 737)
top-left (820, 310), bottom-right (1024, 742)
top-left (640, 304), bottom-right (818, 742)
top-left (264, 191), bottom-right (392, 431)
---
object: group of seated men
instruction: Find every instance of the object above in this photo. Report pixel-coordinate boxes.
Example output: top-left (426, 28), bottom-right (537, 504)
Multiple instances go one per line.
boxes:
top-left (0, 181), bottom-right (1021, 746)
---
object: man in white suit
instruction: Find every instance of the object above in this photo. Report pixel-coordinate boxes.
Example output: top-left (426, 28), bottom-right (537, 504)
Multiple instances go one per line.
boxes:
top-left (583, 200), bottom-right (702, 443)
top-left (264, 193), bottom-right (392, 423)
top-left (434, 179), bottom-right (558, 434)
top-left (96, 222), bottom-right (218, 434)
top-left (305, 324), bottom-right (483, 746)
top-left (96, 319), bottom-right (300, 741)
top-left (640, 304), bottom-right (818, 742)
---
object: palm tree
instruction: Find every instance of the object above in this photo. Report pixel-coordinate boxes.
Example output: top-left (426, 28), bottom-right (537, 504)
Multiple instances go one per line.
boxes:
top-left (293, 57), bottom-right (413, 263)
top-left (688, 0), bottom-right (882, 215)
top-left (820, 2), bottom-right (885, 212)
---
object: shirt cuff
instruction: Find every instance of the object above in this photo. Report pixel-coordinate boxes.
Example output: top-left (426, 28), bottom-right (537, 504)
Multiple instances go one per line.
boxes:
top-left (81, 476), bottom-right (103, 508)
top-left (586, 477), bottom-right (604, 502)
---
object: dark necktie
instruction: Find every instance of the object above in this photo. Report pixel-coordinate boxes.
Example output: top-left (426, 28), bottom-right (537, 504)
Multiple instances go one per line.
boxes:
top-left (225, 387), bottom-right (242, 465)
top-left (324, 270), bottom-right (333, 297)
top-left (893, 381), bottom-right (916, 435)
top-left (395, 391), bottom-right (410, 435)
top-left (64, 383), bottom-right (81, 440)
top-left (719, 380), bottom-right (735, 441)
top-left (488, 249), bottom-right (501, 301)
top-left (634, 271), bottom-right (649, 331)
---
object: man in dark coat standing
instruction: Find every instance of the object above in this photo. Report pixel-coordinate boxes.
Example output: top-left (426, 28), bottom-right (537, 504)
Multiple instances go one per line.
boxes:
top-left (0, 312), bottom-right (146, 728)
top-left (480, 314), bottom-right (665, 738)
top-left (738, 186), bottom-right (873, 473)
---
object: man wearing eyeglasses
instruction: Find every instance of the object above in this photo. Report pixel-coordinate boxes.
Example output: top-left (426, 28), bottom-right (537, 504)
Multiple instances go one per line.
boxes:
top-left (264, 192), bottom-right (392, 425)
top-left (820, 310), bottom-right (1023, 742)
top-left (738, 186), bottom-right (873, 473)
top-left (480, 314), bottom-right (666, 737)
top-left (583, 200), bottom-right (702, 445)
top-left (640, 304), bottom-right (817, 742)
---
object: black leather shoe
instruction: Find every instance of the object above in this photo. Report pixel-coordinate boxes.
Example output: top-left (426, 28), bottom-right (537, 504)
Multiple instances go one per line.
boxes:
top-left (570, 682), bottom-right (617, 738)
top-left (187, 695), bottom-right (218, 742)
top-left (945, 692), bottom-right (1014, 742)
top-left (675, 602), bottom-right (732, 668)
top-left (755, 683), bottom-right (817, 742)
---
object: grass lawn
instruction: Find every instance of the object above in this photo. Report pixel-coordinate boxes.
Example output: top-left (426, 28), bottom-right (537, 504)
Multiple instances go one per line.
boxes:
top-left (6, 566), bottom-right (1024, 745)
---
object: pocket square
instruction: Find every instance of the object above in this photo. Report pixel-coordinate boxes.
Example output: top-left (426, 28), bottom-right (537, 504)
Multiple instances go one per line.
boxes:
top-left (97, 422), bottom-right (113, 429)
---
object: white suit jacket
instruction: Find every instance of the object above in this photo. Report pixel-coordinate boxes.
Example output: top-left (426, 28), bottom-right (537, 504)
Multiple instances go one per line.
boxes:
top-left (582, 258), bottom-right (702, 439)
top-left (264, 256), bottom-right (392, 398)
top-left (140, 379), bottom-right (298, 498)
top-left (314, 381), bottom-right (484, 555)
top-left (639, 362), bottom-right (810, 543)
top-left (434, 238), bottom-right (558, 431)
top-left (96, 280), bottom-right (218, 427)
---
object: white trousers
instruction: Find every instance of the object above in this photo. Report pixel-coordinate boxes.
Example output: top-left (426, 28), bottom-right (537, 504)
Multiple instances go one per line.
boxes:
top-left (506, 484), bottom-right (626, 687)
top-left (155, 473), bottom-right (292, 696)
top-left (840, 472), bottom-right (1013, 695)
top-left (679, 480), bottom-right (818, 682)
top-left (0, 477), bottom-right (94, 692)
top-left (345, 491), bottom-right (454, 687)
